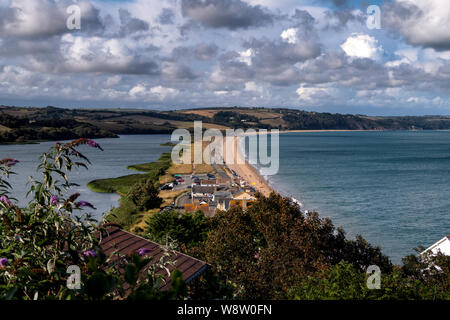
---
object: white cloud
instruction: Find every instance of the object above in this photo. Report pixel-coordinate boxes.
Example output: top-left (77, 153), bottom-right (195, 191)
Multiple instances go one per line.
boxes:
top-left (384, 0), bottom-right (450, 50)
top-left (296, 86), bottom-right (330, 101)
top-left (129, 84), bottom-right (179, 100)
top-left (281, 28), bottom-right (298, 44)
top-left (341, 34), bottom-right (382, 59)
top-left (237, 49), bottom-right (254, 66)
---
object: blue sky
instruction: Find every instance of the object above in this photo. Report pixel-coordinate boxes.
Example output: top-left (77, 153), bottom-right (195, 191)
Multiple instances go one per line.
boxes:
top-left (0, 0), bottom-right (449, 115)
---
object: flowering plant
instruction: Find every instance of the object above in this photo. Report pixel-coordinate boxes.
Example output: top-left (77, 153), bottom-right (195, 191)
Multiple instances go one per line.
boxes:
top-left (0, 139), bottom-right (185, 300)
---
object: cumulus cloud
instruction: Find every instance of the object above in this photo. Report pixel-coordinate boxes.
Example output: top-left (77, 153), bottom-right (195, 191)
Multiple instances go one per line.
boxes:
top-left (341, 34), bottom-right (383, 59)
top-left (281, 28), bottom-right (298, 44)
top-left (130, 84), bottom-right (179, 100)
top-left (383, 0), bottom-right (450, 51)
top-left (118, 8), bottom-right (149, 36)
top-left (30, 34), bottom-right (160, 75)
top-left (296, 86), bottom-right (330, 102)
top-left (0, 0), bottom-right (448, 112)
top-left (180, 0), bottom-right (274, 30)
top-left (0, 0), bottom-right (103, 38)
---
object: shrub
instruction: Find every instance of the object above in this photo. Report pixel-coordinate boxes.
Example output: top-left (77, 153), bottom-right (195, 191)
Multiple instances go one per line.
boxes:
top-left (0, 139), bottom-right (185, 300)
top-left (126, 179), bottom-right (162, 211)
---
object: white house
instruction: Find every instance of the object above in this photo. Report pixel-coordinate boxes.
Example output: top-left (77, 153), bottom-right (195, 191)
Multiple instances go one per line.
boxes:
top-left (421, 236), bottom-right (450, 257)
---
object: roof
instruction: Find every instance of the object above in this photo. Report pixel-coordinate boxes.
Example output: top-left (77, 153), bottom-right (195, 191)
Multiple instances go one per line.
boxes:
top-left (233, 191), bottom-right (257, 201)
top-left (201, 179), bottom-right (216, 185)
top-left (421, 236), bottom-right (450, 257)
top-left (192, 185), bottom-right (215, 194)
top-left (99, 226), bottom-right (208, 292)
top-left (214, 191), bottom-right (233, 200)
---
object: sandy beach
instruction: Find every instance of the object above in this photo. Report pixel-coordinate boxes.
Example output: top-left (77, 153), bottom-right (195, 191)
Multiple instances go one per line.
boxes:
top-left (225, 136), bottom-right (273, 197)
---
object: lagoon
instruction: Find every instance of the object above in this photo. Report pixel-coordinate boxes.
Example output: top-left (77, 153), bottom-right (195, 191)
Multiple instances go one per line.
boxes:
top-left (0, 135), bottom-right (171, 221)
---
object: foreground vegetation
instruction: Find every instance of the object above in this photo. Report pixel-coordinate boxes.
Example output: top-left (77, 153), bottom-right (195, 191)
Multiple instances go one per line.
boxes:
top-left (1, 140), bottom-right (449, 300)
top-left (146, 195), bottom-right (450, 300)
top-left (0, 140), bottom-right (186, 300)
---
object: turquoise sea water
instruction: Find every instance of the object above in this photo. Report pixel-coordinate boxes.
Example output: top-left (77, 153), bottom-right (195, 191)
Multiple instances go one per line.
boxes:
top-left (264, 131), bottom-right (450, 263)
top-left (1, 132), bottom-right (449, 263)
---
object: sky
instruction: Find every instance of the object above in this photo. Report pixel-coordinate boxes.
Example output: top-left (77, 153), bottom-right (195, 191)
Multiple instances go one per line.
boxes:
top-left (0, 0), bottom-right (450, 115)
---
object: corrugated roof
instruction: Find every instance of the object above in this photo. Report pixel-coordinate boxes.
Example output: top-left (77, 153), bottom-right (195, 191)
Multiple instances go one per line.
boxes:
top-left (99, 226), bottom-right (208, 292)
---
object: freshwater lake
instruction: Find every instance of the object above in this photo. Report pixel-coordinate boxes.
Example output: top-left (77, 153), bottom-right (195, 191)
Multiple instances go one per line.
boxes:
top-left (1, 132), bottom-right (449, 263)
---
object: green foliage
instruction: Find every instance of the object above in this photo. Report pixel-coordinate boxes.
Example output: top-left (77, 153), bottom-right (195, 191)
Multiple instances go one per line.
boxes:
top-left (87, 153), bottom-right (171, 194)
top-left (126, 179), bottom-right (162, 211)
top-left (0, 140), bottom-right (186, 300)
top-left (146, 211), bottom-right (211, 249)
top-left (289, 256), bottom-right (450, 300)
top-left (0, 112), bottom-right (117, 144)
top-left (204, 193), bottom-right (393, 299)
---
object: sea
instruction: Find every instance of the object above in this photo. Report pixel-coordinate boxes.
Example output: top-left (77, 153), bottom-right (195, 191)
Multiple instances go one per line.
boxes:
top-left (1, 131), bottom-right (449, 263)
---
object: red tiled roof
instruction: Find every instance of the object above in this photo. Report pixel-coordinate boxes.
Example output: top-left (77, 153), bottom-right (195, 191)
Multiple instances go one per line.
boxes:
top-left (99, 226), bottom-right (208, 292)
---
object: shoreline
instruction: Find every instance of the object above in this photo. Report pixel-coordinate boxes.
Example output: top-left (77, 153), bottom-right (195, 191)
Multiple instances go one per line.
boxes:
top-left (225, 136), bottom-right (273, 197)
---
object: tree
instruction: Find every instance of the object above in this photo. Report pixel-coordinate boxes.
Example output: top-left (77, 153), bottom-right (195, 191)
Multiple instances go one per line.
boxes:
top-left (204, 193), bottom-right (392, 299)
top-left (146, 210), bottom-right (211, 250)
top-left (127, 179), bottom-right (162, 211)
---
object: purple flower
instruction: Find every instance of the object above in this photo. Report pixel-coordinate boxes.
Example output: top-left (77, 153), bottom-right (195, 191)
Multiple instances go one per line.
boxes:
top-left (0, 196), bottom-right (12, 207)
top-left (76, 201), bottom-right (97, 210)
top-left (0, 258), bottom-right (9, 267)
top-left (87, 140), bottom-right (103, 151)
top-left (50, 196), bottom-right (59, 206)
top-left (83, 250), bottom-right (97, 258)
top-left (137, 248), bottom-right (151, 256)
top-left (6, 159), bottom-right (19, 166)
top-left (1, 158), bottom-right (19, 167)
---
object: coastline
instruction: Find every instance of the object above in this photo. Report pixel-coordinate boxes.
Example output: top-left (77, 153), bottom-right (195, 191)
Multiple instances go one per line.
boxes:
top-left (225, 136), bottom-right (273, 196)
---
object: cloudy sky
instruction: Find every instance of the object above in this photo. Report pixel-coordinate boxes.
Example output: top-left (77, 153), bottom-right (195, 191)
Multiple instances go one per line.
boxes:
top-left (0, 0), bottom-right (450, 115)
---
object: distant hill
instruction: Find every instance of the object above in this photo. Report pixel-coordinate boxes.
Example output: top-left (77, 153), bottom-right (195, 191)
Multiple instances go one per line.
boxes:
top-left (2, 105), bottom-right (450, 144)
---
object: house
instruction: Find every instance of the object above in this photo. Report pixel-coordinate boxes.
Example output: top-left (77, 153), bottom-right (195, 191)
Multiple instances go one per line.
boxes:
top-left (421, 236), bottom-right (450, 257)
top-left (184, 203), bottom-right (212, 216)
top-left (191, 186), bottom-right (215, 199)
top-left (99, 225), bottom-right (208, 293)
top-left (200, 179), bottom-right (216, 187)
top-left (231, 191), bottom-right (257, 209)
top-left (214, 191), bottom-right (233, 211)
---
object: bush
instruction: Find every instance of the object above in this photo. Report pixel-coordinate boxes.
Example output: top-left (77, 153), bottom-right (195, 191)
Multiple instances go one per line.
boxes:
top-left (126, 179), bottom-right (162, 211)
top-left (146, 211), bottom-right (211, 250)
top-left (0, 139), bottom-right (185, 300)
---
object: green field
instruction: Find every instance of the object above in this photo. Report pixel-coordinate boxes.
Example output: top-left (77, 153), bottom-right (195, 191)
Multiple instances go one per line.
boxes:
top-left (87, 153), bottom-right (172, 195)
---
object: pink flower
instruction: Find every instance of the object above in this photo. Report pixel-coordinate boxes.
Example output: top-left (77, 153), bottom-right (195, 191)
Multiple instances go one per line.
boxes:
top-left (0, 196), bottom-right (12, 207)
top-left (87, 140), bottom-right (103, 151)
top-left (76, 201), bottom-right (96, 210)
top-left (50, 196), bottom-right (59, 206)
top-left (0, 258), bottom-right (9, 267)
top-left (137, 248), bottom-right (151, 256)
top-left (83, 250), bottom-right (97, 258)
top-left (254, 252), bottom-right (259, 260)
top-left (0, 158), bottom-right (19, 167)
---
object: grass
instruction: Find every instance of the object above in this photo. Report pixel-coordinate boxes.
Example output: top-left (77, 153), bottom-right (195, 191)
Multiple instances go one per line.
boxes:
top-left (160, 189), bottom-right (186, 207)
top-left (92, 143), bottom-right (217, 232)
top-left (87, 153), bottom-right (172, 195)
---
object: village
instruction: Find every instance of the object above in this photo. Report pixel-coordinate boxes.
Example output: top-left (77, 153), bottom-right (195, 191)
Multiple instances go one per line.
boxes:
top-left (160, 166), bottom-right (258, 217)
